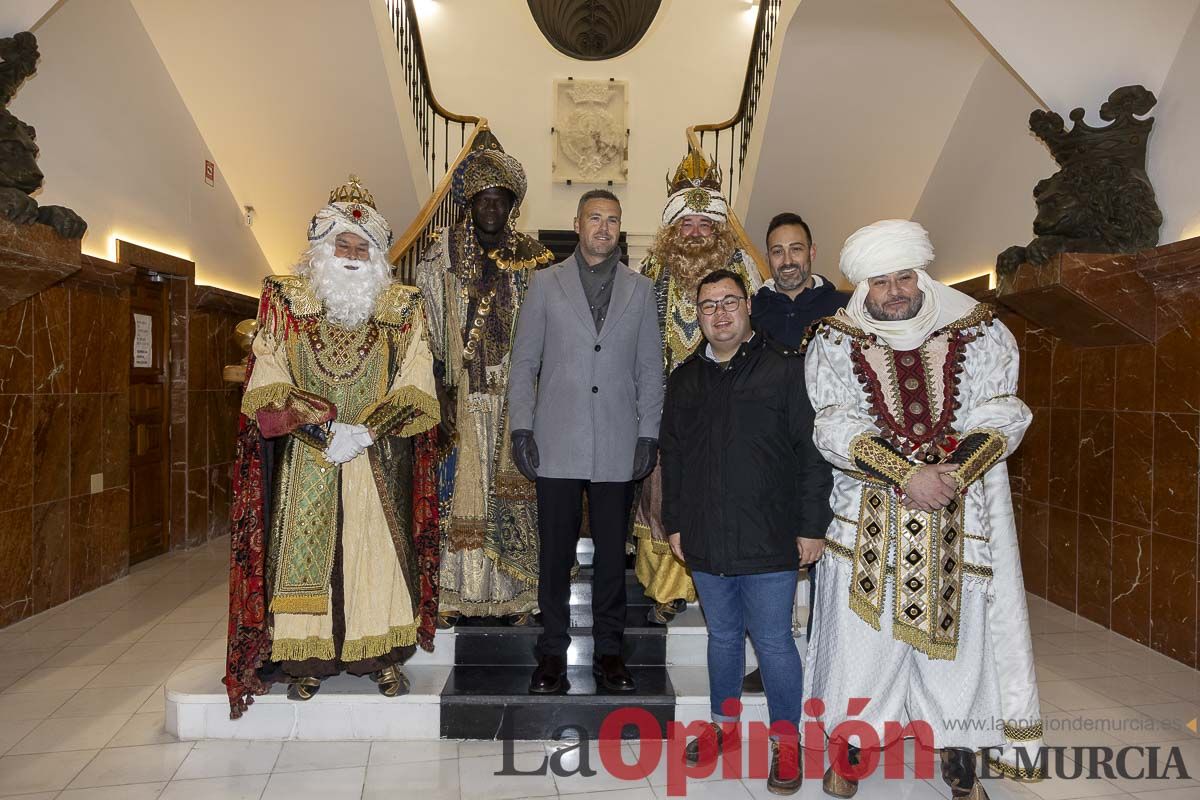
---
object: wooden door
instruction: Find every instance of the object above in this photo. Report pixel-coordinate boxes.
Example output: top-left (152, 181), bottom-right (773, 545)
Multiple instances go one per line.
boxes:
top-left (129, 273), bottom-right (170, 564)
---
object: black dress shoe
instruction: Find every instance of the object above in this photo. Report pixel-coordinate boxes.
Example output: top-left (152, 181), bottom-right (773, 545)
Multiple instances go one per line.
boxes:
top-left (593, 654), bottom-right (636, 692)
top-left (742, 667), bottom-right (764, 693)
top-left (529, 654), bottom-right (567, 694)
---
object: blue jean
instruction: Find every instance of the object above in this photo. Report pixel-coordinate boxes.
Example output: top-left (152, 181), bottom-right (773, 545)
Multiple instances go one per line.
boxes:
top-left (692, 569), bottom-right (801, 737)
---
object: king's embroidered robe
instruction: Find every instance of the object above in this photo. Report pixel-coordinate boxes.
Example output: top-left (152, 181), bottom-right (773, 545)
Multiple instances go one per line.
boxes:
top-left (224, 275), bottom-right (440, 716)
top-left (802, 305), bottom-right (1045, 776)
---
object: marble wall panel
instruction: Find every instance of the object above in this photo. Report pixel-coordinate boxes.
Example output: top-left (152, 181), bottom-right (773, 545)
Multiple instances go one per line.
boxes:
top-left (1076, 515), bottom-right (1112, 628)
top-left (1047, 505), bottom-right (1079, 611)
top-left (1077, 411), bottom-right (1114, 520)
top-left (1110, 523), bottom-right (1152, 646)
top-left (31, 283), bottom-right (69, 395)
top-left (0, 395), bottom-right (33, 512)
top-left (1150, 532), bottom-right (1197, 667)
top-left (1151, 413), bottom-right (1199, 540)
top-left (31, 500), bottom-right (69, 613)
top-left (0, 299), bottom-right (32, 395)
top-left (1047, 409), bottom-right (1080, 510)
top-left (0, 506), bottom-right (32, 626)
top-left (32, 395), bottom-right (70, 505)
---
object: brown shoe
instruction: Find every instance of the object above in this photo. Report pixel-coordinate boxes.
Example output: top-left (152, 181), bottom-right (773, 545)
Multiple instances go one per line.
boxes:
top-left (822, 765), bottom-right (858, 798)
top-left (685, 721), bottom-right (741, 765)
top-left (768, 738), bottom-right (801, 795)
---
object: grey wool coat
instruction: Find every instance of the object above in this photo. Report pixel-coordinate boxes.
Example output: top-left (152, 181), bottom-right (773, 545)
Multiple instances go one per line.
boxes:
top-left (507, 255), bottom-right (665, 482)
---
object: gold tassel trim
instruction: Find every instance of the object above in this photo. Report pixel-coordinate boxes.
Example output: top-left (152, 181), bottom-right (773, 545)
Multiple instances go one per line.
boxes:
top-left (271, 635), bottom-right (336, 662)
top-left (848, 591), bottom-right (883, 632)
top-left (340, 623), bottom-right (419, 663)
top-left (892, 620), bottom-right (958, 661)
top-left (439, 588), bottom-right (538, 618)
top-left (270, 594), bottom-right (328, 614)
top-left (633, 523), bottom-right (674, 554)
top-left (480, 543), bottom-right (541, 585)
top-left (241, 382), bottom-right (294, 416)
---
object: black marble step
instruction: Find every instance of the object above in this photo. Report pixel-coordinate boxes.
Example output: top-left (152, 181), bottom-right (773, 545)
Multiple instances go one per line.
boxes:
top-left (454, 628), bottom-right (665, 666)
top-left (439, 665), bottom-right (675, 739)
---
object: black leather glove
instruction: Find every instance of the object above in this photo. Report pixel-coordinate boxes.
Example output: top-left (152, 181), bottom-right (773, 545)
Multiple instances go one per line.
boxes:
top-left (511, 429), bottom-right (539, 482)
top-left (632, 437), bottom-right (658, 481)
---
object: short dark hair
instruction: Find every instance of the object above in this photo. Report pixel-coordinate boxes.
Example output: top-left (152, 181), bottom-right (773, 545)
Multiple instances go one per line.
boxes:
top-left (765, 212), bottom-right (812, 246)
top-left (576, 189), bottom-right (620, 220)
top-left (695, 268), bottom-right (747, 300)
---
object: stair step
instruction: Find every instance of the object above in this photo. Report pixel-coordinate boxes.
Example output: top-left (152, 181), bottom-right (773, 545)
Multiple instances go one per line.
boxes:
top-left (439, 665), bottom-right (675, 739)
top-left (453, 629), bottom-right (665, 666)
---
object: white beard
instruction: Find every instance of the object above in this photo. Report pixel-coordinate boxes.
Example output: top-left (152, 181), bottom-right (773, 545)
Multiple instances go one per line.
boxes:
top-left (300, 243), bottom-right (392, 328)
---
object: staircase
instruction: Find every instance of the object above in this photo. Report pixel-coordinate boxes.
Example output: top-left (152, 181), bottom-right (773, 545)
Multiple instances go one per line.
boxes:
top-left (439, 539), bottom-right (675, 740)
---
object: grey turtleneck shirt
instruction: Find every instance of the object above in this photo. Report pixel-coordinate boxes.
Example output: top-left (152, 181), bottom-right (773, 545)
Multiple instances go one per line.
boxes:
top-left (575, 245), bottom-right (621, 332)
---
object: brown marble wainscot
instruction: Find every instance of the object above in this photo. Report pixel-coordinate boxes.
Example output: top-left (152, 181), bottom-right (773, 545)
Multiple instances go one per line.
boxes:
top-left (999, 236), bottom-right (1200, 668)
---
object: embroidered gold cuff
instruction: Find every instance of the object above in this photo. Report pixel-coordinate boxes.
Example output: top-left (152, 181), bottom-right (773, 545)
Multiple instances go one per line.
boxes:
top-left (849, 434), bottom-right (921, 490)
top-left (242, 382), bottom-right (336, 437)
top-left (1003, 721), bottom-right (1044, 742)
top-left (987, 757), bottom-right (1046, 782)
top-left (359, 385), bottom-right (440, 440)
top-left (947, 428), bottom-right (1007, 490)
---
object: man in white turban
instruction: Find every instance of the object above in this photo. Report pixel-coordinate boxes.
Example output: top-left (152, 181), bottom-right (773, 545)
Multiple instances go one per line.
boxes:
top-left (803, 220), bottom-right (1042, 799)
top-left (225, 176), bottom-right (440, 715)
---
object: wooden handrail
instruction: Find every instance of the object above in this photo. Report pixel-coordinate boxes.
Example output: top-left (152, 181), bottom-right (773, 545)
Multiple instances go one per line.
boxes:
top-left (391, 118), bottom-right (489, 281)
top-left (394, 0), bottom-right (479, 125)
top-left (688, 0), bottom-right (772, 137)
top-left (684, 0), bottom-right (782, 279)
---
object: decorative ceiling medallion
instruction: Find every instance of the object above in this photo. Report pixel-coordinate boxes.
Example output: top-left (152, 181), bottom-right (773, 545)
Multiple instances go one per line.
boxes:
top-left (527, 0), bottom-right (662, 61)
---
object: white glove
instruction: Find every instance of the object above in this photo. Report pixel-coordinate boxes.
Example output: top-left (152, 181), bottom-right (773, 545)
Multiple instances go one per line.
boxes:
top-left (350, 425), bottom-right (374, 449)
top-left (325, 422), bottom-right (369, 465)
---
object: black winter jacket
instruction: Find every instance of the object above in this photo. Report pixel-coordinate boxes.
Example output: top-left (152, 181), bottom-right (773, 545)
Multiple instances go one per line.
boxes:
top-left (751, 275), bottom-right (850, 348)
top-left (660, 334), bottom-right (833, 576)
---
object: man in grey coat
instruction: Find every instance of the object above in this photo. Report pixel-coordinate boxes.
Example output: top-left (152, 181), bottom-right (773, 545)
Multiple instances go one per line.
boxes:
top-left (507, 189), bottom-right (665, 694)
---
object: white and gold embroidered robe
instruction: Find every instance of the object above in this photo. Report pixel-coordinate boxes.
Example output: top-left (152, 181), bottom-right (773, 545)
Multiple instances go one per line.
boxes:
top-left (802, 306), bottom-right (1044, 775)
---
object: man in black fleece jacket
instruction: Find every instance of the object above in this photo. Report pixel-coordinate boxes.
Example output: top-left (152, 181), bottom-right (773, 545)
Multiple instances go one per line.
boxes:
top-left (751, 212), bottom-right (849, 348)
top-left (742, 212), bottom-right (848, 695)
top-left (661, 269), bottom-right (833, 795)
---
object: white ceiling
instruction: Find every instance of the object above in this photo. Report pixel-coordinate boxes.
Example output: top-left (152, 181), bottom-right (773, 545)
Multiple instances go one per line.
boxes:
top-left (128, 0), bottom-right (424, 275)
top-left (0, 0), bottom-right (59, 36)
top-left (949, 0), bottom-right (1200, 122)
top-left (743, 0), bottom-right (988, 284)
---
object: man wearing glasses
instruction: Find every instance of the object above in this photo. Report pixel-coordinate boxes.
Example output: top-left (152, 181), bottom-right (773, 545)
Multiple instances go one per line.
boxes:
top-left (660, 269), bottom-right (833, 795)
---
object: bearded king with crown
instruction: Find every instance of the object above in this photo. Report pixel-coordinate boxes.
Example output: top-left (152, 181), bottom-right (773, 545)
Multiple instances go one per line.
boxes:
top-left (224, 176), bottom-right (441, 716)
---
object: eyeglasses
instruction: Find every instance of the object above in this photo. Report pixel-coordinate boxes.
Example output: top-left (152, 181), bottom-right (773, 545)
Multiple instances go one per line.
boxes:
top-left (697, 295), bottom-right (745, 315)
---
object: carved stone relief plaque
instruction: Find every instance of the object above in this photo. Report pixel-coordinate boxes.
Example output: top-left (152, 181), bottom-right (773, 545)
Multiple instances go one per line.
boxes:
top-left (552, 79), bottom-right (628, 184)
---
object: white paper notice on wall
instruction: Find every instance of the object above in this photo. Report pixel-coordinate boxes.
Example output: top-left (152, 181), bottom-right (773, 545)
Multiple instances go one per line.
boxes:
top-left (133, 313), bottom-right (153, 368)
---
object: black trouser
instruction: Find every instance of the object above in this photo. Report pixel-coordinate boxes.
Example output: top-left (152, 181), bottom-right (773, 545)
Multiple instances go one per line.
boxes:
top-left (535, 477), bottom-right (633, 659)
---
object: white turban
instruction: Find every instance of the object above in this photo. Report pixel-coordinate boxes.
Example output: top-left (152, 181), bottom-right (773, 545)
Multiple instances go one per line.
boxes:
top-left (839, 219), bottom-right (934, 284)
top-left (837, 219), bottom-right (977, 350)
top-left (308, 201), bottom-right (394, 254)
top-left (661, 186), bottom-right (729, 227)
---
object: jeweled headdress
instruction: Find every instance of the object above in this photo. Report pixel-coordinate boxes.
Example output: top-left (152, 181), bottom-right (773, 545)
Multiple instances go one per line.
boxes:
top-left (662, 150), bottom-right (728, 227)
top-left (308, 174), bottom-right (393, 252)
top-left (452, 148), bottom-right (528, 211)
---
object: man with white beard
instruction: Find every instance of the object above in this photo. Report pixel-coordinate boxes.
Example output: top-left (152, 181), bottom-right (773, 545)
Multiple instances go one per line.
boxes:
top-left (225, 177), bottom-right (441, 716)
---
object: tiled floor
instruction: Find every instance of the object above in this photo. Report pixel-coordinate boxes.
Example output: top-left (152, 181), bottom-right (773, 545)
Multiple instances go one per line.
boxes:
top-left (1, 538), bottom-right (1199, 799)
